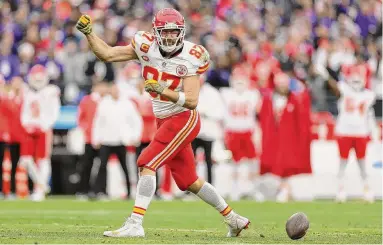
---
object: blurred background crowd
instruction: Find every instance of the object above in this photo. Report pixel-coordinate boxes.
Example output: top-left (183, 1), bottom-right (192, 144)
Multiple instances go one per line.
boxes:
top-left (0, 0), bottom-right (382, 115)
top-left (0, 0), bottom-right (382, 201)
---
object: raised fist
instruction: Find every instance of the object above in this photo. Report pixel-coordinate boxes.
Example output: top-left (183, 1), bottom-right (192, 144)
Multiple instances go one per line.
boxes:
top-left (76, 15), bottom-right (92, 35)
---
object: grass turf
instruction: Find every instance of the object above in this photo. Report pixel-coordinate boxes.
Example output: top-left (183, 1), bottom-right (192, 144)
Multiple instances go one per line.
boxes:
top-left (0, 198), bottom-right (381, 244)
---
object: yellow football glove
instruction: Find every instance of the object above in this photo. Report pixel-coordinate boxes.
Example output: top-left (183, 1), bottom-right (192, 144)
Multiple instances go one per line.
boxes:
top-left (76, 15), bottom-right (92, 35)
top-left (144, 79), bottom-right (165, 94)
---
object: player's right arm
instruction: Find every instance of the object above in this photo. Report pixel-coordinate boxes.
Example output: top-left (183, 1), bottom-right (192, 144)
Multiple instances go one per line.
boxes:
top-left (76, 15), bottom-right (138, 62)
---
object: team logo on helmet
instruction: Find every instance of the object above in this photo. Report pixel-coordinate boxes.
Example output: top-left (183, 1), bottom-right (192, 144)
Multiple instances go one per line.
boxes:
top-left (176, 65), bottom-right (188, 76)
top-left (142, 56), bottom-right (149, 61)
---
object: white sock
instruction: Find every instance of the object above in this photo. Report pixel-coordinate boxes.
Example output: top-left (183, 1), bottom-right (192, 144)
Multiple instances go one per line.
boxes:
top-left (21, 156), bottom-right (41, 187)
top-left (338, 159), bottom-right (348, 190)
top-left (231, 164), bottom-right (240, 200)
top-left (39, 159), bottom-right (51, 191)
top-left (131, 175), bottom-right (156, 223)
top-left (196, 182), bottom-right (234, 219)
top-left (357, 159), bottom-right (368, 187)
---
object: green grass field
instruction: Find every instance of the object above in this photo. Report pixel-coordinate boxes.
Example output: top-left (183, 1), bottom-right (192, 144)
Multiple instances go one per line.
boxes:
top-left (0, 198), bottom-right (381, 244)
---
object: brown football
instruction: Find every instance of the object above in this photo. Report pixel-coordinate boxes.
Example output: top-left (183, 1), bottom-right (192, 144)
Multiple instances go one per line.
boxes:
top-left (285, 212), bottom-right (309, 240)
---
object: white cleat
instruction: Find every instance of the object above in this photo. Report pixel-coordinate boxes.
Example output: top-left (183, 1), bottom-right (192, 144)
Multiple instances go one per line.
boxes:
top-left (224, 212), bottom-right (250, 237)
top-left (276, 188), bottom-right (289, 203)
top-left (335, 190), bottom-right (347, 203)
top-left (103, 217), bottom-right (145, 238)
top-left (363, 189), bottom-right (375, 203)
top-left (30, 191), bottom-right (46, 202)
top-left (253, 191), bottom-right (265, 203)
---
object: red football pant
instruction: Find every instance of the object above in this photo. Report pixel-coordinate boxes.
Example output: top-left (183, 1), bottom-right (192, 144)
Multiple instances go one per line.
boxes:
top-left (21, 131), bottom-right (52, 159)
top-left (137, 110), bottom-right (201, 191)
top-left (225, 130), bottom-right (257, 163)
top-left (337, 136), bottom-right (369, 160)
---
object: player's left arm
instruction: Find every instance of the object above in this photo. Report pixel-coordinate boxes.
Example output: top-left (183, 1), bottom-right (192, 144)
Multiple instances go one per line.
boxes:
top-left (160, 75), bottom-right (200, 110)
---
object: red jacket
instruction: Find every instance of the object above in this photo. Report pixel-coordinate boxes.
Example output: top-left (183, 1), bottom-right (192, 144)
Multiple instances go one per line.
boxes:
top-left (7, 93), bottom-right (26, 143)
top-left (0, 94), bottom-right (10, 142)
top-left (77, 93), bottom-right (100, 144)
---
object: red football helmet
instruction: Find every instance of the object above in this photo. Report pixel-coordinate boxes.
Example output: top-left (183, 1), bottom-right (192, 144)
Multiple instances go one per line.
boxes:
top-left (28, 64), bottom-right (49, 90)
top-left (152, 8), bottom-right (185, 53)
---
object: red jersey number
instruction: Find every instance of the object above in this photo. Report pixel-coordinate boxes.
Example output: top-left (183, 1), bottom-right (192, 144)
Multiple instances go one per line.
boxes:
top-left (142, 66), bottom-right (181, 101)
top-left (229, 103), bottom-right (250, 117)
top-left (344, 97), bottom-right (366, 115)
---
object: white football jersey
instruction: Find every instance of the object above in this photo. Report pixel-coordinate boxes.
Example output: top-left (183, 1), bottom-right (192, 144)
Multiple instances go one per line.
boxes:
top-left (335, 81), bottom-right (375, 137)
top-left (132, 31), bottom-right (210, 118)
top-left (21, 84), bottom-right (61, 131)
top-left (220, 88), bottom-right (261, 132)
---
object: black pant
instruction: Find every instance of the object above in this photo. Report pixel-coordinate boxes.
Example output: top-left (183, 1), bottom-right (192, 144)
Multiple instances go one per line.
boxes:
top-left (192, 138), bottom-right (213, 184)
top-left (94, 145), bottom-right (130, 197)
top-left (135, 142), bottom-right (160, 197)
top-left (77, 144), bottom-right (99, 194)
top-left (0, 142), bottom-right (20, 194)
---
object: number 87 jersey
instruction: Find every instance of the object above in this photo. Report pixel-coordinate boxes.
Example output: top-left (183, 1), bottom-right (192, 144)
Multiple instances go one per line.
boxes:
top-left (131, 31), bottom-right (210, 119)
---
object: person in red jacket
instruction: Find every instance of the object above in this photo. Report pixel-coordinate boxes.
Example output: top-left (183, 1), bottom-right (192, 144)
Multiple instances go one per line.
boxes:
top-left (76, 81), bottom-right (108, 199)
top-left (0, 75), bottom-right (10, 196)
top-left (6, 77), bottom-right (27, 198)
top-left (259, 72), bottom-right (311, 202)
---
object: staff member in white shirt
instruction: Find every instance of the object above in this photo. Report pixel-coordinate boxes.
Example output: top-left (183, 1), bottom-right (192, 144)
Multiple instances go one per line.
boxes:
top-left (192, 77), bottom-right (225, 184)
top-left (92, 83), bottom-right (143, 199)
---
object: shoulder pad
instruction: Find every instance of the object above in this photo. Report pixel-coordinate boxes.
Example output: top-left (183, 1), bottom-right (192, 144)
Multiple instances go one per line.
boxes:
top-left (132, 31), bottom-right (155, 55)
top-left (44, 85), bottom-right (61, 97)
top-left (183, 42), bottom-right (210, 74)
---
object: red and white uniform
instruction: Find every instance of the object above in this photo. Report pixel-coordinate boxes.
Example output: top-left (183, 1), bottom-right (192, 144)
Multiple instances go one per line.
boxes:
top-left (130, 19), bottom-right (209, 190)
top-left (221, 88), bottom-right (261, 162)
top-left (335, 81), bottom-right (375, 159)
top-left (132, 31), bottom-right (209, 119)
top-left (21, 85), bottom-right (61, 159)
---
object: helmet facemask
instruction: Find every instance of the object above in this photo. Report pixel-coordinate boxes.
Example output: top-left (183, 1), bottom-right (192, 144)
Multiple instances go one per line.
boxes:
top-left (29, 72), bottom-right (49, 90)
top-left (153, 22), bottom-right (185, 53)
top-left (348, 74), bottom-right (365, 91)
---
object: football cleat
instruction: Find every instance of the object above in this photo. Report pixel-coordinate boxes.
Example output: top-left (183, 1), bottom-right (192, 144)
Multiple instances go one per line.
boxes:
top-left (224, 212), bottom-right (250, 237)
top-left (103, 217), bottom-right (145, 238)
top-left (363, 188), bottom-right (374, 203)
top-left (335, 190), bottom-right (347, 203)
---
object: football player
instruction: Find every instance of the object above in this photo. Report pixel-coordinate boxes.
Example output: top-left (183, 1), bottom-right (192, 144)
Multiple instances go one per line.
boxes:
top-left (77, 8), bottom-right (250, 237)
top-left (328, 68), bottom-right (377, 203)
top-left (20, 65), bottom-right (61, 201)
top-left (220, 74), bottom-right (264, 201)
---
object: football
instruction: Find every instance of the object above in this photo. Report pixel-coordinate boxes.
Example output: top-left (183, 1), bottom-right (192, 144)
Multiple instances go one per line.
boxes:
top-left (285, 212), bottom-right (310, 240)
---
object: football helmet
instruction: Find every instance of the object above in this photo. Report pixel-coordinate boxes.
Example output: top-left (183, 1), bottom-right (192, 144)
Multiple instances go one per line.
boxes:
top-left (152, 8), bottom-right (185, 53)
top-left (28, 64), bottom-right (49, 90)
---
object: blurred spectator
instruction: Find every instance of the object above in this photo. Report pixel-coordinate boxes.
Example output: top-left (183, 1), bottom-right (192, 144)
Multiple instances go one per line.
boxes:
top-left (92, 83), bottom-right (143, 199)
top-left (0, 0), bottom-right (379, 116)
top-left (0, 33), bottom-right (20, 82)
top-left (6, 76), bottom-right (26, 199)
top-left (76, 81), bottom-right (108, 199)
top-left (259, 72), bottom-right (312, 203)
top-left (192, 75), bottom-right (224, 185)
top-left (0, 75), bottom-right (9, 196)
